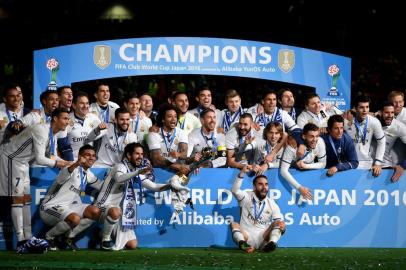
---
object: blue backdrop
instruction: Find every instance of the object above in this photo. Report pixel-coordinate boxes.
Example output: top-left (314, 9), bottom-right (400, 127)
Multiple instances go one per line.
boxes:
top-left (1, 168), bottom-right (404, 249)
top-left (33, 37), bottom-right (351, 110)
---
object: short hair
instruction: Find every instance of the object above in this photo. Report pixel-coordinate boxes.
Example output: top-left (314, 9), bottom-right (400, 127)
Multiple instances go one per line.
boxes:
top-left (124, 92), bottom-right (139, 102)
top-left (200, 108), bottom-right (215, 118)
top-left (114, 107), bottom-right (130, 119)
top-left (40, 90), bottom-right (58, 105)
top-left (95, 83), bottom-right (109, 93)
top-left (57, 86), bottom-right (72, 95)
top-left (380, 101), bottom-right (395, 110)
top-left (72, 91), bottom-right (89, 104)
top-left (3, 83), bottom-right (21, 97)
top-left (263, 122), bottom-right (283, 141)
top-left (353, 95), bottom-right (371, 107)
top-left (278, 88), bottom-right (294, 101)
top-left (253, 175), bottom-right (267, 185)
top-left (240, 112), bottom-right (253, 122)
top-left (78, 144), bottom-right (96, 156)
top-left (327, 114), bottom-right (344, 130)
top-left (262, 89), bottom-right (277, 100)
top-left (303, 123), bottom-right (319, 134)
top-left (171, 91), bottom-right (188, 101)
top-left (304, 93), bottom-right (320, 105)
top-left (123, 142), bottom-right (144, 160)
top-left (195, 86), bottom-right (211, 97)
top-left (388, 90), bottom-right (404, 101)
top-left (156, 103), bottom-right (179, 128)
top-left (51, 107), bottom-right (69, 119)
top-left (225, 89), bottom-right (240, 101)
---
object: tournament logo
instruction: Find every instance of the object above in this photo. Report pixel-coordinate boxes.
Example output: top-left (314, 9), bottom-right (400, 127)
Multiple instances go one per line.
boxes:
top-left (93, 45), bottom-right (111, 69)
top-left (46, 58), bottom-right (59, 91)
top-left (278, 49), bottom-right (295, 73)
top-left (328, 64), bottom-right (340, 96)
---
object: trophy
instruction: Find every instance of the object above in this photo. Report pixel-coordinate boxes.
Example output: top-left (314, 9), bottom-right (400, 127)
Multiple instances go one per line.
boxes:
top-left (170, 147), bottom-right (215, 214)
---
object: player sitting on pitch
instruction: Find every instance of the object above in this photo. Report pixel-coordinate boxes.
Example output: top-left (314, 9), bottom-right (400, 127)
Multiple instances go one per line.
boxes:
top-left (230, 165), bottom-right (286, 253)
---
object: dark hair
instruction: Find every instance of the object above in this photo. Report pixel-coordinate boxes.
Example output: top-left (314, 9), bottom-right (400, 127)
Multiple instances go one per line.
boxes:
top-left (303, 123), bottom-right (319, 134)
top-left (253, 175), bottom-right (267, 185)
top-left (277, 88), bottom-right (294, 101)
top-left (123, 142), bottom-right (144, 160)
top-left (156, 103), bottom-right (179, 128)
top-left (40, 90), bottom-right (58, 105)
top-left (380, 101), bottom-right (395, 111)
top-left (57, 86), bottom-right (72, 95)
top-left (353, 95), bottom-right (371, 107)
top-left (51, 107), bottom-right (69, 119)
top-left (240, 112), bottom-right (253, 122)
top-left (2, 83), bottom-right (21, 97)
top-left (195, 86), bottom-right (211, 97)
top-left (72, 91), bottom-right (89, 104)
top-left (114, 107), bottom-right (130, 119)
top-left (262, 89), bottom-right (277, 101)
top-left (200, 108), bottom-right (215, 118)
top-left (78, 144), bottom-right (96, 156)
top-left (124, 92), bottom-right (139, 102)
top-left (304, 93), bottom-right (320, 105)
top-left (225, 89), bottom-right (240, 101)
top-left (327, 114), bottom-right (344, 130)
top-left (171, 91), bottom-right (188, 102)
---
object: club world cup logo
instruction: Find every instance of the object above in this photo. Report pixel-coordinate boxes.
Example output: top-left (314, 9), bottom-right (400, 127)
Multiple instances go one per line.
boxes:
top-left (93, 45), bottom-right (111, 69)
top-left (328, 64), bottom-right (340, 96)
top-left (46, 58), bottom-right (59, 91)
top-left (278, 49), bottom-right (295, 73)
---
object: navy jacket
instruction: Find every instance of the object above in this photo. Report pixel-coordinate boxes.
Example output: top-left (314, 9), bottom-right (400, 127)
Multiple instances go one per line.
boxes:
top-left (322, 132), bottom-right (359, 171)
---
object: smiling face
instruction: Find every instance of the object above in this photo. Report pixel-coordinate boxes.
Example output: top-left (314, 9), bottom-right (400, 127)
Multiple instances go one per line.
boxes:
top-left (382, 105), bottom-right (395, 126)
top-left (163, 109), bottom-right (178, 131)
top-left (59, 87), bottom-right (73, 109)
top-left (115, 112), bottom-right (131, 132)
top-left (253, 177), bottom-right (269, 200)
top-left (355, 101), bottom-right (370, 121)
top-left (263, 93), bottom-right (278, 114)
top-left (95, 84), bottom-right (110, 106)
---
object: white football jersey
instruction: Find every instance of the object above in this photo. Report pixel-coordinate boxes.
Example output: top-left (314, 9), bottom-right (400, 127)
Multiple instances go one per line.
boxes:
top-left (129, 114), bottom-right (152, 144)
top-left (22, 108), bottom-right (51, 127)
top-left (232, 177), bottom-right (283, 232)
top-left (254, 109), bottom-right (298, 132)
top-left (41, 167), bottom-right (98, 207)
top-left (86, 123), bottom-right (138, 167)
top-left (147, 127), bottom-right (188, 163)
top-left (395, 107), bottom-right (406, 125)
top-left (89, 101), bottom-right (119, 124)
top-left (382, 119), bottom-right (406, 167)
top-left (188, 107), bottom-right (222, 127)
top-left (297, 109), bottom-right (330, 128)
top-left (219, 107), bottom-right (246, 133)
top-left (0, 107), bottom-right (24, 144)
top-left (63, 112), bottom-right (101, 158)
top-left (280, 139), bottom-right (326, 190)
top-left (188, 128), bottom-right (226, 155)
top-left (225, 127), bottom-right (263, 165)
top-left (177, 112), bottom-right (201, 136)
top-left (257, 139), bottom-right (284, 169)
top-left (344, 115), bottom-right (386, 169)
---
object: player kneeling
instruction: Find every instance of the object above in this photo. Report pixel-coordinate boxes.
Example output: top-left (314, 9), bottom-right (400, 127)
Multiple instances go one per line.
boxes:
top-left (230, 166), bottom-right (286, 253)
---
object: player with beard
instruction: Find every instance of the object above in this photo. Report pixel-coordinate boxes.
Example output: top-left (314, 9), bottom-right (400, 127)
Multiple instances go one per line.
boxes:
top-left (94, 142), bottom-right (178, 250)
top-left (230, 166), bottom-right (285, 253)
top-left (378, 102), bottom-right (406, 182)
top-left (188, 87), bottom-right (222, 126)
top-left (89, 83), bottom-right (119, 124)
top-left (171, 92), bottom-right (201, 136)
top-left (85, 107), bottom-right (137, 167)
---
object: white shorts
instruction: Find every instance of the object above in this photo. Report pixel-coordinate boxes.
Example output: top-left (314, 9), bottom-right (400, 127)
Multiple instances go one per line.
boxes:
top-left (40, 202), bottom-right (89, 226)
top-left (241, 226), bottom-right (267, 250)
top-left (0, 153), bottom-right (30, 197)
top-left (112, 222), bottom-right (137, 250)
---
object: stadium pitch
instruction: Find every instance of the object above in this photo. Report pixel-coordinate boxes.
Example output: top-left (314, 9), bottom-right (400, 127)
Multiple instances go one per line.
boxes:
top-left (1, 248), bottom-right (406, 269)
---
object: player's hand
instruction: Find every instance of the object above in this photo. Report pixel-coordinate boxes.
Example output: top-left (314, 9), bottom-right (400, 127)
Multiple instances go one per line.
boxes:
top-left (209, 104), bottom-right (217, 110)
top-left (256, 103), bottom-right (264, 114)
top-left (326, 166), bottom-right (338, 177)
top-left (372, 164), bottom-right (382, 177)
top-left (239, 165), bottom-right (250, 177)
top-left (139, 167), bottom-right (152, 175)
top-left (296, 160), bottom-right (306, 169)
top-left (258, 164), bottom-right (268, 175)
top-left (251, 164), bottom-right (261, 175)
top-left (78, 155), bottom-right (87, 166)
top-left (392, 165), bottom-right (404, 182)
top-left (169, 150), bottom-right (179, 159)
top-left (245, 134), bottom-right (255, 145)
top-left (216, 127), bottom-right (225, 134)
top-left (299, 186), bottom-right (312, 200)
top-left (193, 152), bottom-right (202, 162)
top-left (30, 109), bottom-right (41, 115)
top-left (139, 110), bottom-right (146, 119)
top-left (264, 153), bottom-right (275, 163)
top-left (0, 119), bottom-right (6, 129)
top-left (178, 164), bottom-right (190, 176)
top-left (11, 121), bottom-right (24, 132)
top-left (252, 122), bottom-right (261, 132)
top-left (319, 127), bottom-right (328, 135)
top-left (55, 160), bottom-right (71, 168)
top-left (98, 122), bottom-right (107, 130)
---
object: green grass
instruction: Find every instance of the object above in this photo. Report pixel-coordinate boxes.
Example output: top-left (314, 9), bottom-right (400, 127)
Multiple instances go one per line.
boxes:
top-left (1, 248), bottom-right (406, 269)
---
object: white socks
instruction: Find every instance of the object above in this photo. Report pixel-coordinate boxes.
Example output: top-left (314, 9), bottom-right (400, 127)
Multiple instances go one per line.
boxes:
top-left (23, 202), bottom-right (32, 240)
top-left (11, 204), bottom-right (24, 242)
top-left (67, 218), bottom-right (94, 238)
top-left (102, 215), bottom-right (119, 241)
top-left (45, 221), bottom-right (71, 240)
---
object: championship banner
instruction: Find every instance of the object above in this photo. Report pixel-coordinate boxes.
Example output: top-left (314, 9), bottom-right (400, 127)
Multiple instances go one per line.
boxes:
top-left (33, 37), bottom-right (351, 110)
top-left (1, 168), bottom-right (404, 249)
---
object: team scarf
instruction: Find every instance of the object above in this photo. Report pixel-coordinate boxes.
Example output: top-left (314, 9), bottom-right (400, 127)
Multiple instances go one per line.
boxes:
top-left (222, 106), bottom-right (244, 133)
top-left (121, 161), bottom-right (141, 229)
top-left (255, 108), bottom-right (282, 127)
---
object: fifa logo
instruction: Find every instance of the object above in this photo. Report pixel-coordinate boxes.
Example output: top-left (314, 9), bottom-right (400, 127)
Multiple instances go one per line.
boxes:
top-left (93, 45), bottom-right (111, 69)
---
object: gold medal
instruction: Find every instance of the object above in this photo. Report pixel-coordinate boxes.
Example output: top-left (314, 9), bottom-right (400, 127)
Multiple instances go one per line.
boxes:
top-left (50, 155), bottom-right (55, 160)
top-left (174, 138), bottom-right (179, 145)
top-left (242, 153), bottom-right (247, 160)
top-left (80, 191), bottom-right (86, 196)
